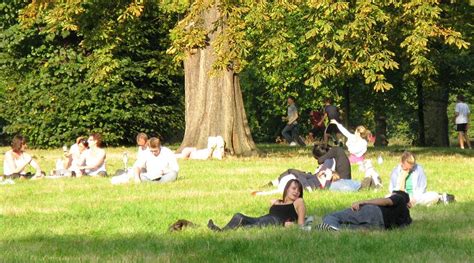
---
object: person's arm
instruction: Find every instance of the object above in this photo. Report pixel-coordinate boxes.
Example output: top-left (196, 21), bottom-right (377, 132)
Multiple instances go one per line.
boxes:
top-left (318, 112), bottom-right (327, 126)
top-left (168, 151), bottom-right (179, 173)
top-left (330, 119), bottom-right (353, 138)
top-left (288, 111), bottom-right (298, 125)
top-left (317, 148), bottom-right (336, 164)
top-left (29, 158), bottom-right (43, 177)
top-left (351, 197), bottom-right (393, 211)
top-left (413, 165), bottom-right (427, 196)
top-left (4, 152), bottom-right (32, 174)
top-left (285, 198), bottom-right (306, 227)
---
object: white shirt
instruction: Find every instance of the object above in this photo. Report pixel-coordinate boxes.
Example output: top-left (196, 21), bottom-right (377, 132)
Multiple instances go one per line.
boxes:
top-left (3, 150), bottom-right (30, 176)
top-left (335, 122), bottom-right (367, 157)
top-left (455, 102), bottom-right (470, 124)
top-left (83, 148), bottom-right (106, 176)
top-left (136, 147), bottom-right (179, 180)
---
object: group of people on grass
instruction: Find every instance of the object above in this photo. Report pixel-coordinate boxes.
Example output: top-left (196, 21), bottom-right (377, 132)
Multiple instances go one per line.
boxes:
top-left (2, 93), bottom-right (464, 232)
top-left (2, 133), bottom-right (180, 184)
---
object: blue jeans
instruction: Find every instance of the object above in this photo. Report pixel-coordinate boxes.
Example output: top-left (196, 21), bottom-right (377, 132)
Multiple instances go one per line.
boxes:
top-left (323, 205), bottom-right (385, 230)
top-left (223, 213), bottom-right (283, 230)
top-left (282, 124), bottom-right (305, 146)
top-left (329, 179), bottom-right (361, 192)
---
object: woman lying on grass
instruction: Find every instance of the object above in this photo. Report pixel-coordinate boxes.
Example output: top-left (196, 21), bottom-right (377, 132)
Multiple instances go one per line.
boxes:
top-left (207, 179), bottom-right (306, 231)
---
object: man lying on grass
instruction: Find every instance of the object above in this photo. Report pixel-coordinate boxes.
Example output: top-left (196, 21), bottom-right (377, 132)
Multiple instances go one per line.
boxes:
top-left (208, 179), bottom-right (306, 231)
top-left (317, 191), bottom-right (412, 231)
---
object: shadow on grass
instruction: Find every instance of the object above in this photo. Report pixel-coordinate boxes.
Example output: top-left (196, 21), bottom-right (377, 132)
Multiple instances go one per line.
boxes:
top-left (3, 201), bottom-right (473, 262)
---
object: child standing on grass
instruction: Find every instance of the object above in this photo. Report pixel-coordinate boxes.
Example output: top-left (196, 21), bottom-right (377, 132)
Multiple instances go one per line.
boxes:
top-left (208, 179), bottom-right (306, 231)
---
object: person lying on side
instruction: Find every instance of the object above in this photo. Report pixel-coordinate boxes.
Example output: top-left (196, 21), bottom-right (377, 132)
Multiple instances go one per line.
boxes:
top-left (208, 179), bottom-right (306, 231)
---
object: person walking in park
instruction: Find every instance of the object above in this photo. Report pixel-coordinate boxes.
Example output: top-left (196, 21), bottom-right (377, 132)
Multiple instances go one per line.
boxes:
top-left (308, 110), bottom-right (325, 142)
top-left (318, 98), bottom-right (342, 146)
top-left (3, 135), bottom-right (44, 180)
top-left (454, 95), bottom-right (471, 149)
top-left (317, 191), bottom-right (412, 231)
top-left (208, 179), bottom-right (306, 231)
top-left (281, 96), bottom-right (306, 146)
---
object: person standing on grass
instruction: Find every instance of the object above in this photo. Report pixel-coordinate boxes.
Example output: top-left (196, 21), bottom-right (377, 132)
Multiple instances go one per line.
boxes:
top-left (281, 96), bottom-right (306, 146)
top-left (454, 95), bottom-right (471, 149)
top-left (208, 179), bottom-right (306, 231)
top-left (317, 191), bottom-right (412, 231)
top-left (3, 135), bottom-right (44, 179)
top-left (388, 151), bottom-right (442, 206)
top-left (134, 137), bottom-right (179, 183)
top-left (318, 98), bottom-right (342, 146)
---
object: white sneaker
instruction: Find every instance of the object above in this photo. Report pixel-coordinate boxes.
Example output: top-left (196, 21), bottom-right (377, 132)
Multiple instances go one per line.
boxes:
top-left (289, 142), bottom-right (298, 146)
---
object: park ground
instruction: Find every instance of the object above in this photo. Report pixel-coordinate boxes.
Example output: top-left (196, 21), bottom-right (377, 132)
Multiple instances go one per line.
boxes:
top-left (0, 145), bottom-right (473, 262)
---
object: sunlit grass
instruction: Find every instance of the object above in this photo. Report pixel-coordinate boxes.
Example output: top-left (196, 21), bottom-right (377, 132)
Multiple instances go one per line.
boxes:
top-left (1, 145), bottom-right (473, 262)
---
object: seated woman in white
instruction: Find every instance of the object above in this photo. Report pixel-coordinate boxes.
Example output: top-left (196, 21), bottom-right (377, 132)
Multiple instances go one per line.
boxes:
top-left (3, 135), bottom-right (43, 179)
top-left (77, 133), bottom-right (106, 177)
top-left (135, 137), bottom-right (179, 183)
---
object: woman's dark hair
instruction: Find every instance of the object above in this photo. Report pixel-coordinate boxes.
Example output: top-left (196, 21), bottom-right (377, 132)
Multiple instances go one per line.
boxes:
top-left (288, 95), bottom-right (296, 102)
top-left (392, 190), bottom-right (410, 204)
top-left (79, 138), bottom-right (89, 148)
top-left (11, 135), bottom-right (27, 152)
top-left (90, 133), bottom-right (102, 147)
top-left (282, 179), bottom-right (303, 201)
top-left (457, 95), bottom-right (465, 102)
top-left (312, 144), bottom-right (329, 159)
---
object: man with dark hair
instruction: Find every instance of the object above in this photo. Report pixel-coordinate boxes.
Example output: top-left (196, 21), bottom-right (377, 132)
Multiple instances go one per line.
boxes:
top-left (454, 95), bottom-right (471, 149)
top-left (317, 191), bottom-right (412, 231)
top-left (318, 98), bottom-right (342, 146)
top-left (281, 96), bottom-right (306, 146)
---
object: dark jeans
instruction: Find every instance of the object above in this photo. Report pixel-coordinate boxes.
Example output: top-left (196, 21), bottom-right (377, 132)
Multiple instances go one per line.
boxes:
top-left (223, 213), bottom-right (283, 230)
top-left (282, 124), bottom-right (306, 146)
top-left (323, 205), bottom-right (385, 230)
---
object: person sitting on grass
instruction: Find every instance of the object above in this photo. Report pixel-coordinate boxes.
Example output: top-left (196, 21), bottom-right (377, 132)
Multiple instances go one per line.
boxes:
top-left (388, 151), bottom-right (444, 206)
top-left (77, 133), bottom-right (107, 177)
top-left (317, 190), bottom-right (412, 231)
top-left (208, 179), bottom-right (306, 231)
top-left (252, 144), bottom-right (360, 195)
top-left (134, 137), bottom-right (179, 183)
top-left (3, 135), bottom-right (44, 180)
top-left (51, 137), bottom-right (89, 177)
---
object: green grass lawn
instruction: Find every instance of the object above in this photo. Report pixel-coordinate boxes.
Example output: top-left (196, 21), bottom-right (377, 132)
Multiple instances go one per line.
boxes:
top-left (1, 145), bottom-right (473, 262)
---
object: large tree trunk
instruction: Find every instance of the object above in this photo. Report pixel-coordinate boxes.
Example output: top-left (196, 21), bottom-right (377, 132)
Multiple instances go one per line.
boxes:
top-left (423, 85), bottom-right (450, 147)
top-left (416, 79), bottom-right (426, 146)
top-left (177, 5), bottom-right (257, 156)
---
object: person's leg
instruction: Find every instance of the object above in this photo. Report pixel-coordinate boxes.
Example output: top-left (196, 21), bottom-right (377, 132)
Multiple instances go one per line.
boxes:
top-left (458, 131), bottom-right (465, 149)
top-left (282, 124), bottom-right (294, 143)
top-left (322, 205), bottom-right (385, 230)
top-left (292, 124), bottom-right (306, 146)
top-left (413, 192), bottom-right (440, 206)
top-left (329, 179), bottom-right (361, 192)
top-left (156, 171), bottom-right (178, 183)
top-left (464, 126), bottom-right (471, 148)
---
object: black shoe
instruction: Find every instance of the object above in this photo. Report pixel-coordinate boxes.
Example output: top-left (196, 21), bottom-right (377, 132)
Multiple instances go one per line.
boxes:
top-left (207, 219), bottom-right (222, 232)
top-left (439, 193), bottom-right (456, 204)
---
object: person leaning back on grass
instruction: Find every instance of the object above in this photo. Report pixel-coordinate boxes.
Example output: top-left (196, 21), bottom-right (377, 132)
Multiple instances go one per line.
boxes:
top-left (3, 135), bottom-right (44, 180)
top-left (208, 179), bottom-right (306, 231)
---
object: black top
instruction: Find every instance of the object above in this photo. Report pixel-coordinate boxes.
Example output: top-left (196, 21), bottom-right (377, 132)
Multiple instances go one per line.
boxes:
top-left (317, 147), bottom-right (351, 179)
top-left (324, 105), bottom-right (341, 122)
top-left (269, 203), bottom-right (298, 223)
top-left (378, 194), bottom-right (412, 229)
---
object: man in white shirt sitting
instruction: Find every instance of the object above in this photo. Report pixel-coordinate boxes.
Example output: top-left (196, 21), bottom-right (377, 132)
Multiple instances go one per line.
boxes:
top-left (134, 137), bottom-right (179, 183)
top-left (454, 95), bottom-right (471, 149)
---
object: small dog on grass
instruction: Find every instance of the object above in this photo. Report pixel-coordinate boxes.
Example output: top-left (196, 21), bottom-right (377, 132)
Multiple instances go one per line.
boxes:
top-left (168, 219), bottom-right (197, 232)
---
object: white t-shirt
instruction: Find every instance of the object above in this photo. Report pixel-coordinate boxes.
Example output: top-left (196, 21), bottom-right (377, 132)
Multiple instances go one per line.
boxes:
top-left (455, 102), bottom-right (470, 124)
top-left (136, 147), bottom-right (179, 180)
top-left (335, 122), bottom-right (367, 157)
top-left (3, 150), bottom-right (30, 176)
top-left (83, 148), bottom-right (106, 176)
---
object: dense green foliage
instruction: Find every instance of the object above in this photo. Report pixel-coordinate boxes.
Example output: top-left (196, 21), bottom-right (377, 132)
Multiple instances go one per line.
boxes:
top-left (1, 145), bottom-right (473, 261)
top-left (0, 0), bottom-right (472, 146)
top-left (0, 1), bottom-right (184, 147)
